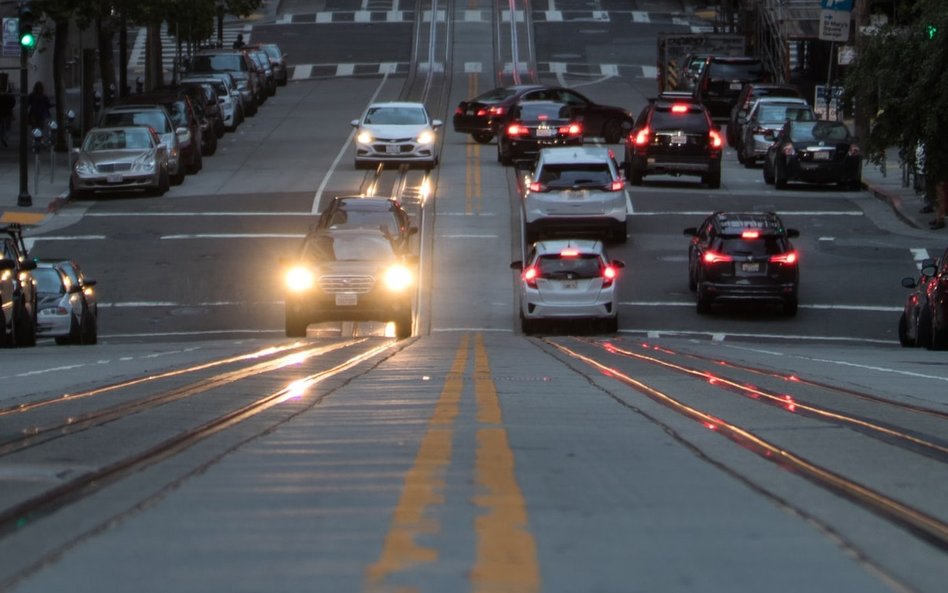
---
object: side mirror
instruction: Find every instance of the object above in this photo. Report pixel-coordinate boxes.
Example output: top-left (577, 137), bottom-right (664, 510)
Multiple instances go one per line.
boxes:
top-left (921, 264), bottom-right (938, 277)
top-left (902, 277), bottom-right (917, 289)
top-left (683, 227), bottom-right (698, 236)
top-left (432, 119), bottom-right (443, 128)
top-left (20, 259), bottom-right (36, 271)
top-left (350, 119), bottom-right (360, 127)
top-left (786, 229), bottom-right (800, 238)
top-left (510, 261), bottom-right (523, 270)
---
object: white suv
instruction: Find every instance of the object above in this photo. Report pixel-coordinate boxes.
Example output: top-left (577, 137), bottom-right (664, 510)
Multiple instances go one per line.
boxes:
top-left (522, 147), bottom-right (628, 243)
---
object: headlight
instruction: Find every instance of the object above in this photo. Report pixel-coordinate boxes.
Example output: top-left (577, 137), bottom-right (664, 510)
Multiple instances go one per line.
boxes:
top-left (357, 130), bottom-right (373, 144)
top-left (416, 130), bottom-right (435, 144)
top-left (75, 158), bottom-right (95, 175)
top-left (131, 155), bottom-right (157, 173)
top-left (285, 266), bottom-right (316, 293)
top-left (383, 264), bottom-right (413, 292)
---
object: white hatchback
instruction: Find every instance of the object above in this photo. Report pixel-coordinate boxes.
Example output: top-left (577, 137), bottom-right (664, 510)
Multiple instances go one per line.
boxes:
top-left (511, 239), bottom-right (625, 335)
top-left (351, 102), bottom-right (442, 170)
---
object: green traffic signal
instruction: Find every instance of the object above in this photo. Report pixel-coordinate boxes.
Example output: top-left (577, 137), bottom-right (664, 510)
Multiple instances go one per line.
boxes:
top-left (20, 31), bottom-right (36, 50)
top-left (927, 24), bottom-right (937, 40)
top-left (18, 3), bottom-right (36, 52)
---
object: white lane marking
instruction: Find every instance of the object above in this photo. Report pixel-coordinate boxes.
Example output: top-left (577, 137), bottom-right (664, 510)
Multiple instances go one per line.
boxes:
top-left (641, 65), bottom-right (658, 79)
top-left (631, 11), bottom-right (649, 22)
top-left (628, 211), bottom-right (863, 217)
top-left (160, 234), bottom-right (304, 240)
top-left (617, 328), bottom-right (895, 345)
top-left (619, 301), bottom-right (901, 312)
top-left (911, 248), bottom-right (931, 269)
top-left (83, 212), bottom-right (313, 217)
top-left (431, 328), bottom-right (514, 333)
top-left (438, 234), bottom-right (499, 238)
top-left (311, 73), bottom-right (390, 214)
top-left (625, 191), bottom-right (634, 214)
top-left (3, 346), bottom-right (203, 379)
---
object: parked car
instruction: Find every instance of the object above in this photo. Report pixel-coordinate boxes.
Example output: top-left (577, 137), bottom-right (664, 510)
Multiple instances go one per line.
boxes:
top-left (496, 101), bottom-right (583, 165)
top-left (728, 83), bottom-right (802, 147)
top-left (178, 80), bottom-right (225, 139)
top-left (69, 126), bottom-right (170, 199)
top-left (0, 220), bottom-right (37, 347)
top-left (763, 120), bottom-right (862, 191)
top-left (282, 229), bottom-right (416, 339)
top-left (189, 50), bottom-right (260, 114)
top-left (899, 258), bottom-right (938, 348)
top-left (522, 146), bottom-right (628, 244)
top-left (695, 56), bottom-right (769, 118)
top-left (315, 196), bottom-right (417, 250)
top-left (182, 75), bottom-right (239, 132)
top-left (510, 239), bottom-right (624, 335)
top-left (738, 97), bottom-right (815, 166)
top-left (153, 84), bottom-right (218, 156)
top-left (247, 48), bottom-right (277, 97)
top-left (351, 102), bottom-right (442, 170)
top-left (453, 84), bottom-right (633, 144)
top-left (119, 92), bottom-right (204, 174)
top-left (684, 211), bottom-right (800, 316)
top-left (33, 261), bottom-right (98, 345)
top-left (97, 104), bottom-right (185, 184)
top-left (624, 97), bottom-right (723, 188)
top-left (900, 248), bottom-right (948, 349)
top-left (257, 43), bottom-right (288, 86)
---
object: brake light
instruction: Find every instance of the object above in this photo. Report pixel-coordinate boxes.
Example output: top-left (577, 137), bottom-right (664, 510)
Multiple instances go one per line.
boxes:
top-left (741, 230), bottom-right (760, 239)
top-left (476, 108), bottom-right (488, 116)
top-left (507, 124), bottom-right (525, 136)
top-left (488, 106), bottom-right (505, 116)
top-left (560, 249), bottom-right (579, 257)
top-left (703, 251), bottom-right (733, 264)
top-left (782, 144), bottom-right (796, 156)
top-left (538, 114), bottom-right (548, 121)
top-left (671, 103), bottom-right (689, 113)
top-left (607, 179), bottom-right (625, 191)
top-left (709, 128), bottom-right (723, 148)
top-left (528, 181), bottom-right (546, 192)
top-left (455, 107), bottom-right (463, 115)
top-left (559, 123), bottom-right (582, 136)
top-left (770, 251), bottom-right (798, 264)
top-left (523, 266), bottom-right (539, 288)
top-left (602, 265), bottom-right (618, 288)
top-left (634, 126), bottom-right (651, 146)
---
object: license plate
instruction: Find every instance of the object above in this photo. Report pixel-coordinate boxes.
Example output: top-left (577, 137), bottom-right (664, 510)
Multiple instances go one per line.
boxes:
top-left (385, 144), bottom-right (401, 155)
top-left (741, 263), bottom-right (760, 273)
top-left (335, 293), bottom-right (357, 306)
top-left (467, 109), bottom-right (475, 115)
top-left (559, 280), bottom-right (578, 289)
top-left (813, 151), bottom-right (831, 161)
top-left (107, 174), bottom-right (124, 183)
top-left (729, 82), bottom-right (742, 90)
top-left (670, 133), bottom-right (686, 145)
top-left (567, 190), bottom-right (584, 200)
top-left (536, 127), bottom-right (555, 137)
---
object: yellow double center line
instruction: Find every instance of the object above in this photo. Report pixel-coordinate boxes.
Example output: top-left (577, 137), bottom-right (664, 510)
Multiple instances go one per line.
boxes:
top-left (365, 333), bottom-right (539, 592)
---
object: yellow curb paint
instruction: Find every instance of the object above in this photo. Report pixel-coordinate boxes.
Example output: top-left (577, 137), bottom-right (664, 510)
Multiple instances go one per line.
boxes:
top-left (471, 333), bottom-right (540, 593)
top-left (364, 334), bottom-right (469, 591)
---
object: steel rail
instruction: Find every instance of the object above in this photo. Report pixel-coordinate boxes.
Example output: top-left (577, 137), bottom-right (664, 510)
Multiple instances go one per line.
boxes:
top-left (551, 340), bottom-right (948, 552)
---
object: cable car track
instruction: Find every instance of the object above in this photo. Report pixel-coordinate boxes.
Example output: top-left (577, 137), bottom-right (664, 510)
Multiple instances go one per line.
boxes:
top-left (547, 337), bottom-right (948, 552)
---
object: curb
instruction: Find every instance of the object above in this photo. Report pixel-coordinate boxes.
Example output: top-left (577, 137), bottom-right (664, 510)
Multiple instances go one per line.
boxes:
top-left (863, 180), bottom-right (921, 230)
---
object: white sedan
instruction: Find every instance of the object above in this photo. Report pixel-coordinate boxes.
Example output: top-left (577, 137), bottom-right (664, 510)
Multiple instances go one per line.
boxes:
top-left (351, 102), bottom-right (442, 170)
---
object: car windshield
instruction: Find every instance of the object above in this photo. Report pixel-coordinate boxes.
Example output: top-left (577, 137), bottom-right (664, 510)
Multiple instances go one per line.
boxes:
top-left (164, 100), bottom-right (188, 127)
top-left (364, 107), bottom-right (427, 125)
top-left (536, 254), bottom-right (602, 279)
top-left (757, 105), bottom-right (813, 124)
top-left (717, 236), bottom-right (787, 257)
top-left (539, 164), bottom-right (614, 188)
top-left (789, 121), bottom-right (851, 143)
top-left (33, 268), bottom-right (64, 294)
top-left (709, 61), bottom-right (766, 79)
top-left (516, 103), bottom-right (571, 120)
top-left (651, 106), bottom-right (708, 132)
top-left (473, 87), bottom-right (521, 103)
top-left (84, 128), bottom-right (153, 151)
top-left (323, 211), bottom-right (399, 234)
top-left (101, 111), bottom-right (171, 134)
top-left (191, 54), bottom-right (246, 73)
top-left (301, 234), bottom-right (396, 262)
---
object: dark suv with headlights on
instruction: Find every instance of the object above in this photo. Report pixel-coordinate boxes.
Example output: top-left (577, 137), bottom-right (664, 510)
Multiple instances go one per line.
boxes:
top-left (684, 211), bottom-right (800, 316)
top-left (694, 56), bottom-right (768, 118)
top-left (1, 221), bottom-right (38, 347)
top-left (624, 98), bottom-right (723, 188)
top-left (282, 229), bottom-right (416, 339)
top-left (315, 196), bottom-right (417, 251)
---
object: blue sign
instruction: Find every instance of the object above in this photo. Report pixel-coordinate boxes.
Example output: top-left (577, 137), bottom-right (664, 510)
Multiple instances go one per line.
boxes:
top-left (821, 0), bottom-right (853, 11)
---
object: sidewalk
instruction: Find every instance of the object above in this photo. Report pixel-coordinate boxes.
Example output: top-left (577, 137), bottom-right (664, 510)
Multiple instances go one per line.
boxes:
top-left (0, 132), bottom-right (71, 217)
top-left (860, 148), bottom-right (944, 232)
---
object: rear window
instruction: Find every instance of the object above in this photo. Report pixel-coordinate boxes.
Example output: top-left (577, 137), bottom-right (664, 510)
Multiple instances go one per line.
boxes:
top-left (537, 254), bottom-right (602, 279)
top-left (651, 105), bottom-right (709, 132)
top-left (708, 61), bottom-right (766, 80)
top-left (717, 236), bottom-right (788, 257)
top-left (789, 121), bottom-right (850, 142)
top-left (322, 211), bottom-right (397, 233)
top-left (757, 105), bottom-right (814, 124)
top-left (101, 111), bottom-right (171, 133)
top-left (538, 163), bottom-right (614, 188)
top-left (33, 268), bottom-right (64, 293)
top-left (515, 103), bottom-right (572, 120)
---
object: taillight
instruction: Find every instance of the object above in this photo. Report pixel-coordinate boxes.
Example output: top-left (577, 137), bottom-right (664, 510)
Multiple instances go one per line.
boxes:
top-left (782, 144), bottom-right (796, 156)
top-left (709, 128), bottom-right (723, 149)
top-left (476, 108), bottom-right (488, 116)
top-left (770, 251), bottom-right (798, 264)
top-left (455, 107), bottom-right (463, 115)
top-left (523, 266), bottom-right (539, 288)
top-left (560, 249), bottom-right (579, 257)
top-left (607, 179), bottom-right (625, 191)
top-left (741, 230), bottom-right (760, 239)
top-left (506, 123), bottom-right (525, 136)
top-left (634, 127), bottom-right (651, 146)
top-left (528, 181), bottom-right (546, 192)
top-left (559, 123), bottom-right (582, 136)
top-left (848, 144), bottom-right (860, 157)
top-left (488, 106), bottom-right (505, 116)
top-left (703, 251), bottom-right (733, 264)
top-left (671, 104), bottom-right (689, 114)
top-left (602, 265), bottom-right (618, 288)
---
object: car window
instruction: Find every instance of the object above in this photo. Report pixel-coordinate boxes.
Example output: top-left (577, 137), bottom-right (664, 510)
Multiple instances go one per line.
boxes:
top-left (716, 236), bottom-right (787, 256)
top-left (708, 61), bottom-right (766, 80)
top-left (191, 54), bottom-right (246, 72)
top-left (166, 101), bottom-right (189, 127)
top-left (33, 268), bottom-right (64, 293)
top-left (556, 90), bottom-right (588, 106)
top-left (539, 164), bottom-right (613, 188)
top-left (102, 111), bottom-right (170, 133)
top-left (789, 121), bottom-right (850, 142)
top-left (650, 106), bottom-right (709, 132)
top-left (364, 107), bottom-right (427, 125)
top-left (516, 103), bottom-right (572, 120)
top-left (757, 105), bottom-right (813, 124)
top-left (324, 211), bottom-right (398, 233)
top-left (474, 87), bottom-right (521, 102)
top-left (302, 234), bottom-right (396, 262)
top-left (536, 254), bottom-right (602, 279)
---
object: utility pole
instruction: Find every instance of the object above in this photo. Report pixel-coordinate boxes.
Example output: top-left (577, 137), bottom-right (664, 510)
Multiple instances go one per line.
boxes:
top-left (216, 0), bottom-right (225, 48)
top-left (16, 0), bottom-right (36, 208)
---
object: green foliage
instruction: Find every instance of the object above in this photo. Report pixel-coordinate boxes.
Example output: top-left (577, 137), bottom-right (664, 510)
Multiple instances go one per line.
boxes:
top-left (844, 0), bottom-right (948, 182)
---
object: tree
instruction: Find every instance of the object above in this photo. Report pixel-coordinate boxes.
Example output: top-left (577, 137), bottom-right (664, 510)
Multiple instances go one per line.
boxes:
top-left (843, 0), bottom-right (948, 191)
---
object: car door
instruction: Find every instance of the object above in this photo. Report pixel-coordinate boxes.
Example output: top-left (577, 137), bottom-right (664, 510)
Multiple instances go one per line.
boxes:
top-left (556, 89), bottom-right (605, 133)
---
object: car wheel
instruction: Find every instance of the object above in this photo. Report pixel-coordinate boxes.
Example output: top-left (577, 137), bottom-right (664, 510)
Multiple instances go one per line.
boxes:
top-left (742, 151), bottom-right (755, 169)
top-left (285, 311), bottom-right (308, 337)
top-left (498, 143), bottom-right (512, 166)
top-left (203, 132), bottom-right (218, 156)
top-left (602, 119), bottom-right (624, 144)
top-left (68, 179), bottom-right (89, 200)
top-left (782, 298), bottom-right (798, 317)
top-left (472, 131), bottom-right (494, 144)
top-left (81, 310), bottom-right (98, 345)
top-left (916, 306), bottom-right (933, 349)
top-left (12, 298), bottom-right (36, 347)
top-left (629, 164), bottom-right (644, 186)
top-left (931, 326), bottom-right (948, 350)
top-left (67, 313), bottom-right (82, 344)
top-left (170, 169), bottom-right (185, 186)
top-left (705, 166), bottom-right (721, 189)
top-left (898, 313), bottom-right (914, 347)
top-left (774, 165), bottom-right (788, 189)
top-left (0, 308), bottom-right (7, 348)
top-left (763, 162), bottom-right (774, 185)
top-left (394, 312), bottom-right (412, 339)
top-left (520, 314), bottom-right (537, 336)
top-left (688, 259), bottom-right (697, 292)
top-left (696, 287), bottom-right (711, 315)
top-left (156, 170), bottom-right (170, 196)
top-left (602, 316), bottom-right (619, 333)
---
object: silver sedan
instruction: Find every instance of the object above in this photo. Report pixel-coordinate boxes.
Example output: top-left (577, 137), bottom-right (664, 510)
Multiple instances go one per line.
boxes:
top-left (351, 102), bottom-right (442, 170)
top-left (69, 126), bottom-right (170, 199)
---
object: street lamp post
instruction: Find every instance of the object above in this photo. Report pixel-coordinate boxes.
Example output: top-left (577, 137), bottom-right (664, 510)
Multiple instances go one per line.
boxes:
top-left (216, 0), bottom-right (225, 48)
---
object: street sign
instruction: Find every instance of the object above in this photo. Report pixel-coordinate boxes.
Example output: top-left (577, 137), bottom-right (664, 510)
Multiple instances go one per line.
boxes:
top-left (820, 0), bottom-right (852, 42)
top-left (2, 18), bottom-right (20, 58)
top-left (820, 0), bottom-right (853, 10)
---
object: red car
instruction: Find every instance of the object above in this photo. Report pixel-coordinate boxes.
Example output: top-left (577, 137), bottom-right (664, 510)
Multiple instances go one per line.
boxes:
top-left (899, 248), bottom-right (948, 349)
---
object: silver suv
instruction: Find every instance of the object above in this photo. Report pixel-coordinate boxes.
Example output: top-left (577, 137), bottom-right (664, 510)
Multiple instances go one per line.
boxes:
top-left (522, 147), bottom-right (628, 244)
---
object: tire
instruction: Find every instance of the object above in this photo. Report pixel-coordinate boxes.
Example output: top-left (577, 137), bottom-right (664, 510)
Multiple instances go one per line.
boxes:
top-left (688, 258), bottom-right (697, 292)
top-left (782, 298), bottom-right (798, 317)
top-left (0, 308), bottom-right (8, 348)
top-left (12, 298), bottom-right (36, 347)
top-left (66, 313), bottom-right (82, 344)
top-left (602, 119), bottom-right (624, 144)
top-left (471, 131), bottom-right (494, 144)
top-left (155, 170), bottom-right (170, 196)
top-left (80, 308), bottom-right (98, 345)
top-left (931, 326), bottom-right (948, 351)
top-left (916, 305), bottom-right (933, 349)
top-left (705, 165), bottom-right (721, 189)
top-left (602, 316), bottom-right (619, 333)
top-left (203, 131), bottom-right (218, 156)
top-left (696, 287), bottom-right (711, 315)
top-left (498, 143), bottom-right (512, 166)
top-left (763, 162), bottom-right (774, 185)
top-left (68, 179), bottom-right (89, 200)
top-left (520, 315), bottom-right (537, 336)
top-left (898, 313), bottom-right (914, 347)
top-left (629, 164), bottom-right (644, 186)
top-left (394, 313), bottom-right (412, 339)
top-left (774, 165), bottom-right (787, 190)
top-left (285, 311), bottom-right (307, 337)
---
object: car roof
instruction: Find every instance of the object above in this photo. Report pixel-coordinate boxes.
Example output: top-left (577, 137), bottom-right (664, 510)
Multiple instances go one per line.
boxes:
top-left (533, 238), bottom-right (604, 255)
top-left (711, 211), bottom-right (788, 234)
top-left (537, 146), bottom-right (616, 163)
top-left (330, 196), bottom-right (401, 210)
top-left (367, 101), bottom-right (426, 109)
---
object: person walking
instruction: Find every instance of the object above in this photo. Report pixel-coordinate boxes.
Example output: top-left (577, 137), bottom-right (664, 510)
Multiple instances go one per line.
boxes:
top-left (26, 81), bottom-right (51, 133)
top-left (0, 85), bottom-right (14, 148)
top-left (232, 33), bottom-right (246, 50)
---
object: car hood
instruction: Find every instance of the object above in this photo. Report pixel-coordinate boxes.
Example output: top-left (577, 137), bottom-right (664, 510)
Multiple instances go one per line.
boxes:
top-left (361, 124), bottom-right (429, 137)
top-left (81, 149), bottom-right (156, 163)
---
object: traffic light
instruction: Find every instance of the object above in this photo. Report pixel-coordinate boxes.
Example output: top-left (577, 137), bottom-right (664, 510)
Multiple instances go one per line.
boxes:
top-left (927, 24), bottom-right (938, 40)
top-left (18, 3), bottom-right (36, 53)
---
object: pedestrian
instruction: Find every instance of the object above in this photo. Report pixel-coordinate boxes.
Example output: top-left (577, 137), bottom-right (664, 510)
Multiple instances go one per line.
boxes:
top-left (0, 85), bottom-right (15, 148)
top-left (26, 81), bottom-right (51, 133)
top-left (232, 33), bottom-right (245, 50)
top-left (931, 180), bottom-right (946, 230)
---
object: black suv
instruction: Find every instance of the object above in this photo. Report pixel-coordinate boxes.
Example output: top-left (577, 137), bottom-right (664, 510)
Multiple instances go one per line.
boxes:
top-left (684, 212), bottom-right (800, 316)
top-left (695, 56), bottom-right (769, 119)
top-left (624, 98), bottom-right (723, 188)
top-left (1, 222), bottom-right (38, 347)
